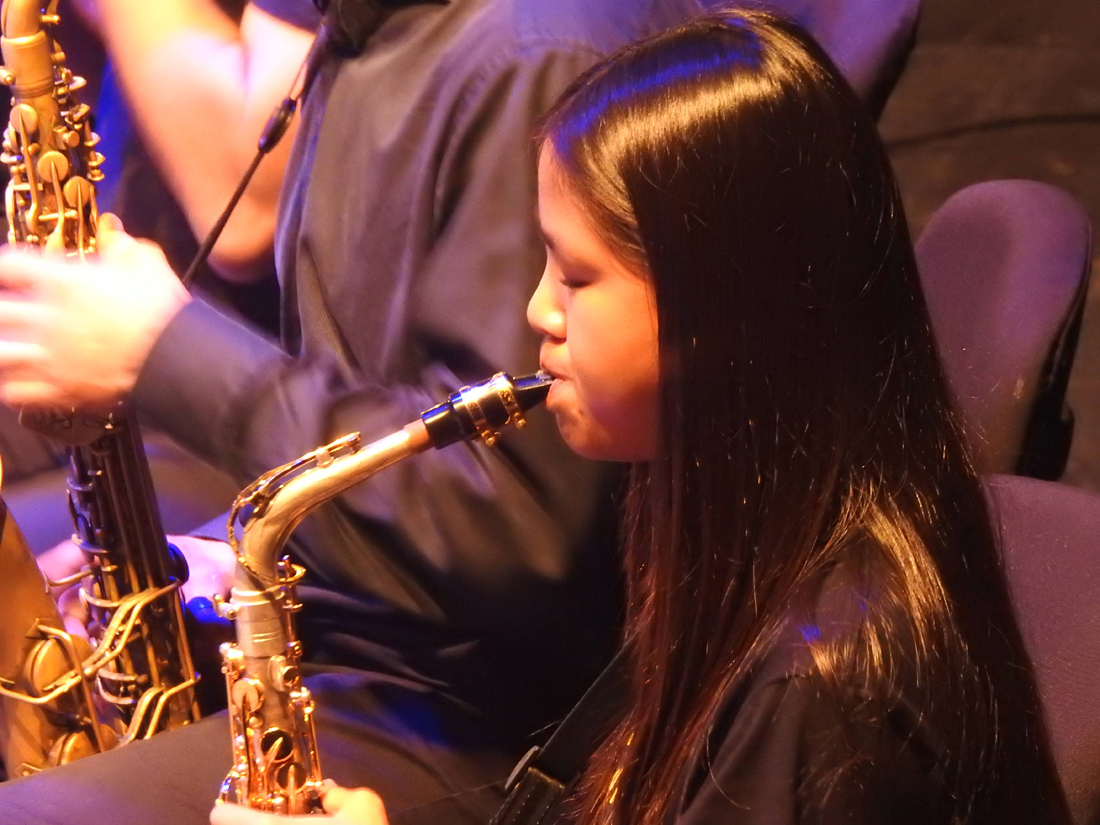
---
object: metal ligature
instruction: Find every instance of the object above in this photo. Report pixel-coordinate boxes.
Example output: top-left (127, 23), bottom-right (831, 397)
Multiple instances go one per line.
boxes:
top-left (218, 372), bottom-right (552, 814)
top-left (0, 0), bottom-right (200, 777)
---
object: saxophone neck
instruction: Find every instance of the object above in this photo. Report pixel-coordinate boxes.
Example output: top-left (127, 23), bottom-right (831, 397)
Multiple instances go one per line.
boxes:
top-left (230, 371), bottom-right (553, 588)
top-left (232, 422), bottom-right (431, 588)
top-left (1, 0), bottom-right (54, 40)
top-left (219, 372), bottom-right (551, 810)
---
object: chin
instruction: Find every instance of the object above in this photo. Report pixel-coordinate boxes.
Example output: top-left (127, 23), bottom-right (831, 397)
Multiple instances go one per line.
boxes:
top-left (561, 428), bottom-right (643, 463)
top-left (554, 417), bottom-right (610, 462)
top-left (567, 441), bottom-right (615, 462)
top-left (551, 400), bottom-right (652, 462)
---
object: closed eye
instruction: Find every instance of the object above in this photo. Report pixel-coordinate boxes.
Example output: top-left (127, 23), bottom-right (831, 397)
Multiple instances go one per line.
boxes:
top-left (557, 261), bottom-right (598, 291)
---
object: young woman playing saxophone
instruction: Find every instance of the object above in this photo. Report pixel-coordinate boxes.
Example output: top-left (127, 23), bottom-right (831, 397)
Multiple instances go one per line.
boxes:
top-left (221, 9), bottom-right (1069, 825)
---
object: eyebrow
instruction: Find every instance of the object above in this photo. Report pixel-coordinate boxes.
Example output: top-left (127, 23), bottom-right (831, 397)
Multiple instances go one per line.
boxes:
top-left (537, 221), bottom-right (558, 254)
top-left (538, 221), bottom-right (603, 279)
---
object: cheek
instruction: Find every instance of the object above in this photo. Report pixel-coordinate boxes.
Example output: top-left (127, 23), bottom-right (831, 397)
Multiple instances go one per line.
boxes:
top-left (563, 303), bottom-right (659, 461)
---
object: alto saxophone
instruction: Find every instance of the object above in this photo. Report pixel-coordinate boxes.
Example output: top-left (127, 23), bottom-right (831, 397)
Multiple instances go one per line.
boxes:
top-left (0, 0), bottom-right (200, 777)
top-left (218, 372), bottom-right (552, 814)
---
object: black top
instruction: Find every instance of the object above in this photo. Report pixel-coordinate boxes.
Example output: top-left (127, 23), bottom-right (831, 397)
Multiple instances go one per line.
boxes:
top-left (667, 560), bottom-right (1065, 825)
top-left (512, 565), bottom-right (963, 825)
top-left (679, 632), bottom-right (951, 824)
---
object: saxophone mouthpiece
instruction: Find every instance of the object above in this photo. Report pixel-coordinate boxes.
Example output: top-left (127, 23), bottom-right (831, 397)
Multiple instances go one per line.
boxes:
top-left (420, 372), bottom-right (552, 448)
top-left (512, 370), bottom-right (554, 409)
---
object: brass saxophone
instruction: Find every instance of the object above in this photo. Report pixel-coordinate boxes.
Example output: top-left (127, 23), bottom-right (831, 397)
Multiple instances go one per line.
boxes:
top-left (0, 0), bottom-right (200, 777)
top-left (218, 372), bottom-right (552, 813)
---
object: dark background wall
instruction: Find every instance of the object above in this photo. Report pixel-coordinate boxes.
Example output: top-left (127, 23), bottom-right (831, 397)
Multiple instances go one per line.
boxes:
top-left (879, 0), bottom-right (1100, 490)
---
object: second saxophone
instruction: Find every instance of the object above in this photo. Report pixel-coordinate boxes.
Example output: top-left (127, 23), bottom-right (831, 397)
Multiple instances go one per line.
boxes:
top-left (0, 0), bottom-right (199, 777)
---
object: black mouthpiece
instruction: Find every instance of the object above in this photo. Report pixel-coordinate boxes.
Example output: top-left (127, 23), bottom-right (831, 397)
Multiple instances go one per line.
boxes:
top-left (420, 372), bottom-right (552, 449)
top-left (512, 371), bottom-right (553, 409)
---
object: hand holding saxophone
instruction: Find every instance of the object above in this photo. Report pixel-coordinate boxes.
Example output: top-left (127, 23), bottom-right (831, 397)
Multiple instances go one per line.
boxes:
top-left (0, 213), bottom-right (190, 409)
top-left (212, 786), bottom-right (389, 825)
top-left (36, 533), bottom-right (238, 640)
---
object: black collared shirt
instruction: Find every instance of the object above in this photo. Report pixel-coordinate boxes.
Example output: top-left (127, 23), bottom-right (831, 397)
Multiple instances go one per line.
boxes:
top-left (135, 0), bottom-right (710, 744)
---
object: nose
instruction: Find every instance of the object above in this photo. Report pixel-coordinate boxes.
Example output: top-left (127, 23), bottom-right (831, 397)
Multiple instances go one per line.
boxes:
top-left (527, 269), bottom-right (564, 341)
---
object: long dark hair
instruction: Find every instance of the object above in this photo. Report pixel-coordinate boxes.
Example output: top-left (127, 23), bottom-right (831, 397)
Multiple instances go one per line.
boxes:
top-left (539, 10), bottom-right (1066, 825)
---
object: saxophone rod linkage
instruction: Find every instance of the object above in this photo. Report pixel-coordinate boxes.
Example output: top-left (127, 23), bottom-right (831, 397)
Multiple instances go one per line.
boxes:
top-left (0, 578), bottom-right (183, 707)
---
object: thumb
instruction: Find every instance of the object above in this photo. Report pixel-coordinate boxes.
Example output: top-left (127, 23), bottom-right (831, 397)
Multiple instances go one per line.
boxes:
top-left (323, 787), bottom-right (388, 824)
top-left (98, 212), bottom-right (124, 235)
top-left (95, 213), bottom-right (135, 258)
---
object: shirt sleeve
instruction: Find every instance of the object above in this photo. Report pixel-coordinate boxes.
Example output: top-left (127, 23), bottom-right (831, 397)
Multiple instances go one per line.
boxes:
top-left (680, 675), bottom-right (950, 825)
top-left (248, 0), bottom-right (322, 30)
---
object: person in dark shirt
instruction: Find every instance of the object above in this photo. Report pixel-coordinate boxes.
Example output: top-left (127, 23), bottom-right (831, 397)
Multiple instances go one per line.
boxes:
top-left (226, 10), bottom-right (1071, 824)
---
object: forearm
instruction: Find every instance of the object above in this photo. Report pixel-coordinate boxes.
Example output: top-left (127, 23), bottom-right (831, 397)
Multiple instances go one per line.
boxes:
top-left (93, 1), bottom-right (313, 277)
top-left (133, 298), bottom-right (484, 483)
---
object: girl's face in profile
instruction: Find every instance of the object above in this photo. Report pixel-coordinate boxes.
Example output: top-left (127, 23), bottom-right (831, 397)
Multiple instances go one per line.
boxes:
top-left (527, 147), bottom-right (659, 462)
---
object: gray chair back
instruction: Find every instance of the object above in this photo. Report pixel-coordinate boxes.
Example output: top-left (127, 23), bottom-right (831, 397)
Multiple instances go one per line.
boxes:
top-left (750, 0), bottom-right (921, 113)
top-left (918, 181), bottom-right (1092, 478)
top-left (990, 474), bottom-right (1100, 823)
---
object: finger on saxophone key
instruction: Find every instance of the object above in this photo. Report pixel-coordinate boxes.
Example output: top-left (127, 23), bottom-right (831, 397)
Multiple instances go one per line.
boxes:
top-left (206, 784), bottom-right (389, 824)
top-left (322, 786), bottom-right (389, 824)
